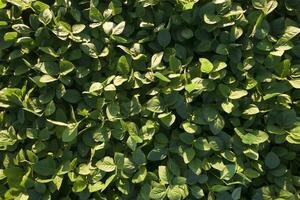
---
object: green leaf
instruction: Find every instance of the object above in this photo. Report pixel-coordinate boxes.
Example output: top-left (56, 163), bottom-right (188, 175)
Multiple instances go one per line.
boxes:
top-left (220, 164), bottom-right (236, 180)
top-left (89, 2), bottom-right (104, 22)
top-left (209, 115), bottom-right (225, 135)
top-left (132, 148), bottom-right (146, 166)
top-left (169, 55), bottom-right (181, 72)
top-left (243, 148), bottom-right (259, 160)
top-left (203, 105), bottom-right (218, 122)
top-left (60, 60), bottom-right (75, 76)
top-left (188, 159), bottom-right (202, 175)
top-left (96, 156), bottom-right (116, 172)
top-left (117, 55), bottom-right (131, 75)
top-left (62, 123), bottom-right (78, 142)
top-left (127, 122), bottom-right (143, 143)
top-left (275, 59), bottom-right (291, 78)
top-left (1, 0), bottom-right (300, 197)
top-left (132, 166), bottom-right (147, 183)
top-left (80, 43), bottom-right (98, 58)
top-left (32, 1), bottom-right (50, 13)
top-left (114, 152), bottom-right (124, 169)
top-left (191, 185), bottom-right (205, 199)
top-left (62, 89), bottom-right (81, 103)
top-left (44, 100), bottom-right (55, 116)
top-left (101, 174), bottom-right (116, 192)
top-left (276, 26), bottom-right (300, 48)
top-left (147, 148), bottom-right (167, 161)
top-left (194, 137), bottom-right (210, 151)
top-left (216, 44), bottom-right (229, 55)
top-left (232, 187), bottom-right (242, 200)
top-left (106, 102), bottom-right (121, 121)
top-left (39, 47), bottom-right (59, 57)
top-left (157, 30), bottom-right (171, 47)
top-left (264, 152), bottom-right (280, 169)
top-left (181, 28), bottom-right (194, 39)
top-left (199, 58), bottom-right (214, 73)
top-left (183, 147), bottom-right (195, 164)
top-left (33, 157), bottom-right (57, 176)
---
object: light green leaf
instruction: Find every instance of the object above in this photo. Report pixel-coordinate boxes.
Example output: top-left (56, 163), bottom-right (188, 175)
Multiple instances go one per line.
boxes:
top-left (72, 24), bottom-right (85, 34)
top-left (39, 75), bottom-right (57, 83)
top-left (4, 32), bottom-right (18, 41)
top-left (112, 21), bottom-right (125, 35)
top-left (0, 129), bottom-right (17, 147)
top-left (234, 128), bottom-right (269, 145)
top-left (151, 52), bottom-right (164, 68)
top-left (150, 185), bottom-right (167, 199)
top-left (289, 79), bottom-right (300, 89)
top-left (72, 176), bottom-right (87, 192)
top-left (96, 157), bottom-right (116, 172)
top-left (158, 166), bottom-right (170, 184)
top-left (146, 96), bottom-right (164, 113)
top-left (199, 58), bottom-right (214, 73)
top-left (154, 72), bottom-right (171, 82)
top-left (242, 104), bottom-right (259, 115)
top-left (167, 186), bottom-right (182, 200)
top-left (229, 89), bottom-right (248, 99)
top-left (12, 24), bottom-right (31, 34)
top-left (39, 9), bottom-right (52, 25)
top-left (158, 113), bottom-right (176, 127)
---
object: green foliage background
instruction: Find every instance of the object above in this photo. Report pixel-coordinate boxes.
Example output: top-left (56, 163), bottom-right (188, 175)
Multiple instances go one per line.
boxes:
top-left (0, 0), bottom-right (300, 199)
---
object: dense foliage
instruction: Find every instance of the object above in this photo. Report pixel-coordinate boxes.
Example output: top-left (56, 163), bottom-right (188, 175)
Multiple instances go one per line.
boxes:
top-left (1, 0), bottom-right (300, 199)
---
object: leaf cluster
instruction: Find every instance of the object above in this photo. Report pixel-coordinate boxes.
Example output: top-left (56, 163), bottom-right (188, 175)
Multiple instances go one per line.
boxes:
top-left (0, 0), bottom-right (300, 199)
